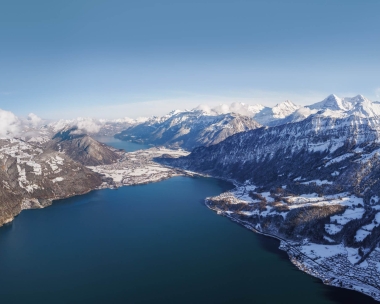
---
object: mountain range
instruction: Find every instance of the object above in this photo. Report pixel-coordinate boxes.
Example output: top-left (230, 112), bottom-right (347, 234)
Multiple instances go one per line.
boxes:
top-left (157, 94), bottom-right (380, 300)
top-left (2, 93), bottom-right (380, 300)
top-left (115, 110), bottom-right (261, 150)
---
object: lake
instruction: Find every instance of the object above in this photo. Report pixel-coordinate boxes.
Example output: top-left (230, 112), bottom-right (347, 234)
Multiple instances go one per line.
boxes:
top-left (0, 138), bottom-right (376, 303)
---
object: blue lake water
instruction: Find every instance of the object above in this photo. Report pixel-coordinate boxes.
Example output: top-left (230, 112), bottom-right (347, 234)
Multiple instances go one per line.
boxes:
top-left (0, 138), bottom-right (376, 303)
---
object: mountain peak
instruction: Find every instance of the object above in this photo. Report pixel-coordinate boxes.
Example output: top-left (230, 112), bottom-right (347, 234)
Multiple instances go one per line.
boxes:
top-left (308, 94), bottom-right (344, 111)
top-left (328, 93), bottom-right (340, 100)
top-left (349, 94), bottom-right (368, 104)
top-left (271, 100), bottom-right (300, 118)
top-left (275, 99), bottom-right (298, 109)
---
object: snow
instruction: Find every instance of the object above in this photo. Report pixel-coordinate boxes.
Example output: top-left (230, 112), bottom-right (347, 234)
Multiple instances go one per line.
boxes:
top-left (261, 192), bottom-right (275, 203)
top-left (52, 177), bottom-right (64, 183)
top-left (354, 147), bottom-right (364, 153)
top-left (354, 212), bottom-right (380, 242)
top-left (47, 156), bottom-right (64, 173)
top-left (240, 211), bottom-right (259, 217)
top-left (325, 153), bottom-right (354, 167)
top-left (356, 147), bottom-right (380, 164)
top-left (308, 142), bottom-right (331, 153)
top-left (359, 260), bottom-right (368, 269)
top-left (331, 208), bottom-right (365, 225)
top-left (325, 224), bottom-right (343, 235)
top-left (346, 247), bottom-right (361, 265)
top-left (355, 229), bottom-right (371, 242)
top-left (88, 147), bottom-right (190, 187)
top-left (233, 185), bottom-right (259, 203)
top-left (323, 236), bottom-right (335, 243)
top-left (300, 179), bottom-right (333, 185)
top-left (26, 161), bottom-right (42, 175)
top-left (299, 243), bottom-right (345, 260)
top-left (307, 94), bottom-right (380, 120)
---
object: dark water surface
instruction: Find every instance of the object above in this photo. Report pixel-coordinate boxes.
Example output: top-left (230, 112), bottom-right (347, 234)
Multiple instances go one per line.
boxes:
top-left (0, 137), bottom-right (376, 303)
top-left (0, 177), bottom-right (376, 303)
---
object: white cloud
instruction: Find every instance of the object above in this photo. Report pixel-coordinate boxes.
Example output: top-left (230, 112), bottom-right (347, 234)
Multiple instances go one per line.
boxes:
top-left (0, 109), bottom-right (20, 137)
top-left (74, 117), bottom-right (102, 134)
top-left (51, 117), bottom-right (103, 135)
top-left (27, 113), bottom-right (43, 127)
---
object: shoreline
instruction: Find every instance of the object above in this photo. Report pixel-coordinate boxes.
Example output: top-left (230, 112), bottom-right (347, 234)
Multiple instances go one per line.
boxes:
top-left (3, 160), bottom-right (379, 302)
top-left (4, 139), bottom-right (379, 302)
top-left (204, 199), bottom-right (380, 302)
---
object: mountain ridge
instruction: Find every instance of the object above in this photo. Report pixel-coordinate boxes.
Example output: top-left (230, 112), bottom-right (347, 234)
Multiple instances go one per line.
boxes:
top-left (116, 111), bottom-right (261, 150)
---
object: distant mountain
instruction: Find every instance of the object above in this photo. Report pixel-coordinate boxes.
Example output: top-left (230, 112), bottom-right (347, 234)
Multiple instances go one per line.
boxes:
top-left (265, 94), bottom-right (380, 126)
top-left (160, 110), bottom-right (380, 187)
top-left (116, 95), bottom-right (380, 150)
top-left (253, 100), bottom-right (301, 126)
top-left (307, 94), bottom-right (380, 118)
top-left (115, 109), bottom-right (261, 150)
top-left (47, 127), bottom-right (120, 166)
top-left (159, 95), bottom-right (380, 195)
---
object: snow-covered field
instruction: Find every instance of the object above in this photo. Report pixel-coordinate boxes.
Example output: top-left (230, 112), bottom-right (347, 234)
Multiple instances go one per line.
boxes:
top-left (88, 147), bottom-right (190, 188)
top-left (206, 185), bottom-right (380, 302)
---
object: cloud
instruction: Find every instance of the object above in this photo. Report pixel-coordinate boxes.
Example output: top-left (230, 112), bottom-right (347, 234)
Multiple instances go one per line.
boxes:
top-left (27, 113), bottom-right (43, 127)
top-left (74, 117), bottom-right (102, 134)
top-left (51, 117), bottom-right (103, 135)
top-left (0, 109), bottom-right (20, 137)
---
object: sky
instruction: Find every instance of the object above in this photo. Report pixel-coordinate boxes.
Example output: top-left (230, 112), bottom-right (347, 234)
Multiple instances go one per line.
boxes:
top-left (1, 0), bottom-right (380, 119)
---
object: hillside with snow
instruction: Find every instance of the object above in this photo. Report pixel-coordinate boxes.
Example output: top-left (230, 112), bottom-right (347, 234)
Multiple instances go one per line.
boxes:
top-left (3, 94), bottom-right (380, 300)
top-left (157, 94), bottom-right (380, 301)
top-left (116, 109), bottom-right (261, 150)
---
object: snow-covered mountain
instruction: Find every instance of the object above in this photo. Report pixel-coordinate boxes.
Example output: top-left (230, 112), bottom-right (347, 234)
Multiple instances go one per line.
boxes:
top-left (116, 108), bottom-right (261, 150)
top-left (0, 135), bottom-right (105, 226)
top-left (253, 100), bottom-right (301, 126)
top-left (260, 94), bottom-right (380, 126)
top-left (47, 127), bottom-right (120, 166)
top-left (3, 94), bottom-right (380, 299)
top-left (158, 95), bottom-right (380, 300)
top-left (307, 94), bottom-right (380, 118)
top-left (0, 108), bottom-right (125, 226)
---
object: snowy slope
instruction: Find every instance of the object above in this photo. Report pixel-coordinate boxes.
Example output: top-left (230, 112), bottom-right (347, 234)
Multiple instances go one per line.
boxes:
top-left (253, 100), bottom-right (300, 126)
top-left (116, 109), bottom-right (261, 150)
top-left (158, 96), bottom-right (380, 301)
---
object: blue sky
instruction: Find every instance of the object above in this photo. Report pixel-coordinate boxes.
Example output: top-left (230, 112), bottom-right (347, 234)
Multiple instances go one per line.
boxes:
top-left (1, 0), bottom-right (379, 119)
